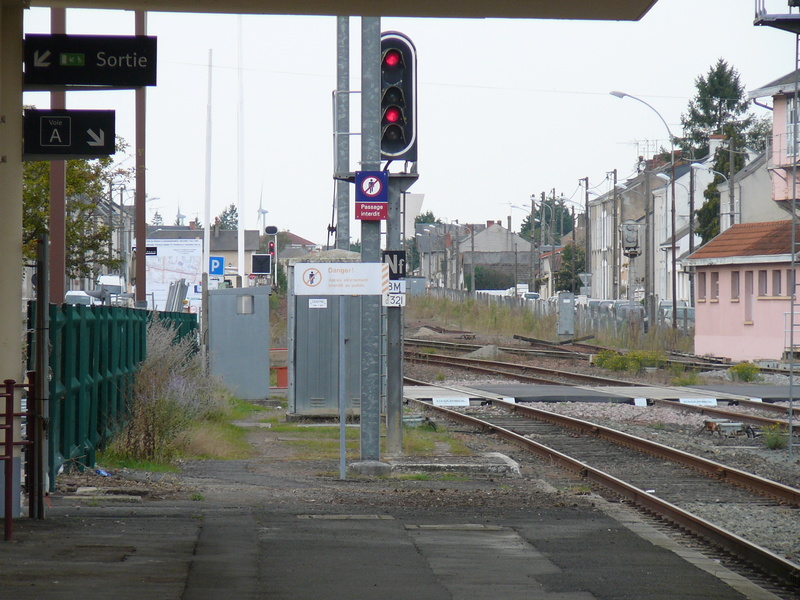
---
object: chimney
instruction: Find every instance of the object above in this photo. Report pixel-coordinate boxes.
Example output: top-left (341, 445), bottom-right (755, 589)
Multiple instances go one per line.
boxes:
top-left (486, 220), bottom-right (495, 227)
top-left (708, 134), bottom-right (726, 158)
top-left (507, 215), bottom-right (512, 231)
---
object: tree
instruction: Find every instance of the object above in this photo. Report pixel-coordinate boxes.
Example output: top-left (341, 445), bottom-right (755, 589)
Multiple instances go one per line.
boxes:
top-left (216, 203), bottom-right (238, 230)
top-left (679, 59), bottom-right (752, 160)
top-left (23, 142), bottom-right (132, 279)
top-left (552, 244), bottom-right (585, 293)
top-left (678, 60), bottom-right (768, 243)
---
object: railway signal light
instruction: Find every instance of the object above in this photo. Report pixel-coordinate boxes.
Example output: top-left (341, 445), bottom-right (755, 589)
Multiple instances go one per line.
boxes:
top-left (380, 31), bottom-right (417, 161)
top-left (621, 221), bottom-right (640, 257)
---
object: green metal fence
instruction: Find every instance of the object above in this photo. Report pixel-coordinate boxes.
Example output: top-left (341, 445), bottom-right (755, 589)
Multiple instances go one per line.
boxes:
top-left (27, 303), bottom-right (198, 488)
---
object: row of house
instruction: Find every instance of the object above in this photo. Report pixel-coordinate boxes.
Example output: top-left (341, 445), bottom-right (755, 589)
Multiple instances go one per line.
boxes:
top-left (417, 67), bottom-right (800, 363)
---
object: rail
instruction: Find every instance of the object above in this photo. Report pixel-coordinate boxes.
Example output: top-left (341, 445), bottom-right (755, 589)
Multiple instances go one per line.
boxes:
top-left (410, 395), bottom-right (800, 588)
top-left (1, 375), bottom-right (34, 542)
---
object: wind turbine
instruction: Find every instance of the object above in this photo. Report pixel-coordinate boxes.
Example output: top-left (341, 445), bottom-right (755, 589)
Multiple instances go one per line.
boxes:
top-left (175, 204), bottom-right (187, 227)
top-left (257, 185), bottom-right (268, 232)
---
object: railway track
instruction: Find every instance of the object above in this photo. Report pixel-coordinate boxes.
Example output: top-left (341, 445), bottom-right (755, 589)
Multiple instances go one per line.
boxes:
top-left (406, 348), bottom-right (796, 430)
top-left (409, 333), bottom-right (796, 377)
top-left (404, 350), bottom-right (634, 386)
top-left (409, 393), bottom-right (800, 594)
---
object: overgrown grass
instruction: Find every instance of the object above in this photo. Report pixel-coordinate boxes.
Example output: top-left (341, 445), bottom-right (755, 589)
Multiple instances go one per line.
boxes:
top-left (106, 319), bottom-right (236, 465)
top-left (728, 361), bottom-right (762, 382)
top-left (407, 295), bottom-right (693, 353)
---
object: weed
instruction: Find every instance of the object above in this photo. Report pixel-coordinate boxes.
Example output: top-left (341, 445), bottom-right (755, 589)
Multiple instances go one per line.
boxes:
top-left (762, 424), bottom-right (788, 450)
top-left (728, 361), bottom-right (762, 382)
top-left (107, 319), bottom-right (233, 464)
top-left (434, 372), bottom-right (446, 382)
top-left (190, 492), bottom-right (205, 501)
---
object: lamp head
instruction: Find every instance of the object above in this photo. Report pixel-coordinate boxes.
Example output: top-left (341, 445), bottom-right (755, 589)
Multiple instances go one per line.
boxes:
top-left (615, 182), bottom-right (628, 190)
top-left (655, 173), bottom-right (670, 183)
top-left (609, 90), bottom-right (628, 99)
top-left (690, 162), bottom-right (707, 170)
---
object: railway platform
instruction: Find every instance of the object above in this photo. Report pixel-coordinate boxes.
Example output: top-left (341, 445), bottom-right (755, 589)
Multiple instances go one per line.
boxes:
top-left (2, 397), bottom-right (790, 600)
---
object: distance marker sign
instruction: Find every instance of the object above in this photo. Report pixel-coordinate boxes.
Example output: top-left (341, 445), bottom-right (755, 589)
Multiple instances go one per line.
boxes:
top-left (24, 34), bottom-right (157, 87)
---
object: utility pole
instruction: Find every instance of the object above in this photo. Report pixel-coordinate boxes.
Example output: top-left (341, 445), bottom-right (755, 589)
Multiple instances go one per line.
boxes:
top-left (580, 177), bottom-right (591, 290)
top-left (611, 169), bottom-right (618, 298)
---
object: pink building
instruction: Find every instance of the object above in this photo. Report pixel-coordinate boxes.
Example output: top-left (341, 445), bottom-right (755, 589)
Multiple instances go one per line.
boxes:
top-left (684, 221), bottom-right (797, 362)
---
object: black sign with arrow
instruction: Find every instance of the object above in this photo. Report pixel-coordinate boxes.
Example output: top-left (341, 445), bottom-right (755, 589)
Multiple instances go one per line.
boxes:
top-left (24, 34), bottom-right (157, 87)
top-left (23, 109), bottom-right (116, 161)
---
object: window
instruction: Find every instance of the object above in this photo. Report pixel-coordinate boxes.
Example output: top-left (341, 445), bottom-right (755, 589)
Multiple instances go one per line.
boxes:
top-left (758, 270), bottom-right (768, 296)
top-left (789, 269), bottom-right (796, 297)
top-left (772, 270), bottom-right (782, 296)
top-left (745, 271), bottom-right (754, 322)
top-left (710, 271), bottom-right (719, 300)
top-left (788, 96), bottom-right (800, 157)
top-left (730, 271), bottom-right (740, 300)
top-left (697, 272), bottom-right (707, 301)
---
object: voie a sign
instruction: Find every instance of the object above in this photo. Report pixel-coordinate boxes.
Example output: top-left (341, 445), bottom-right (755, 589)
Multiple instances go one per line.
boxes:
top-left (24, 34), bottom-right (157, 87)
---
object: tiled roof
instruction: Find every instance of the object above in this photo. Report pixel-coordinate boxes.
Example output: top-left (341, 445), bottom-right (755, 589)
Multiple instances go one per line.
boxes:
top-left (687, 221), bottom-right (797, 261)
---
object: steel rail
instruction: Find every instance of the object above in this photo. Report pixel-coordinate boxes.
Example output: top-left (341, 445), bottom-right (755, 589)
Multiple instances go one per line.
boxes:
top-left (405, 338), bottom-right (585, 360)
top-left (502, 399), bottom-right (800, 506)
top-left (650, 399), bottom-right (792, 430)
top-left (410, 397), bottom-right (800, 588)
top-left (405, 351), bottom-right (633, 386)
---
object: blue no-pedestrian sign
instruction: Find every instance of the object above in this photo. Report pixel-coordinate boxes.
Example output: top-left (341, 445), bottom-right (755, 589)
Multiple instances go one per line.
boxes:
top-left (355, 171), bottom-right (388, 203)
top-left (209, 256), bottom-right (224, 275)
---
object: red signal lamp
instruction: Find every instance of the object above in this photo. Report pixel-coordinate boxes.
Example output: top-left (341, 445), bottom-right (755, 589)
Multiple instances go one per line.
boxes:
top-left (383, 49), bottom-right (402, 68)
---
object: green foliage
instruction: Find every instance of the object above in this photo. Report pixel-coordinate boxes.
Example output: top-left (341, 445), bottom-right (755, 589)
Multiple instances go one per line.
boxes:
top-left (108, 319), bottom-right (232, 463)
top-left (593, 350), bottom-right (630, 371)
top-left (23, 139), bottom-right (132, 278)
top-left (728, 361), bottom-right (762, 382)
top-left (594, 349), bottom-right (665, 372)
top-left (678, 59), bottom-right (753, 160)
top-left (215, 203), bottom-right (238, 230)
top-left (669, 363), bottom-right (700, 386)
top-left (474, 266), bottom-right (514, 291)
top-left (762, 424), bottom-right (788, 450)
top-left (552, 243), bottom-right (585, 294)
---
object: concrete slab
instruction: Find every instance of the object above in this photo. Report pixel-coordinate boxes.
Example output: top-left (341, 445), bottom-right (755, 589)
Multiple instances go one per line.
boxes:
top-left (388, 452), bottom-right (521, 476)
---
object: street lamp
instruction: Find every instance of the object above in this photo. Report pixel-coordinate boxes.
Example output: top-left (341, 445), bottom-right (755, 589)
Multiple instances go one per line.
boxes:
top-left (448, 221), bottom-right (473, 294)
top-left (611, 90), bottom-right (678, 328)
top-left (692, 163), bottom-right (735, 231)
top-left (511, 202), bottom-right (536, 292)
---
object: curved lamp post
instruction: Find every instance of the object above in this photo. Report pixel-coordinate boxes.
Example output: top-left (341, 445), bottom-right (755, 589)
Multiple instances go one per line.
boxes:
top-left (610, 91), bottom-right (678, 328)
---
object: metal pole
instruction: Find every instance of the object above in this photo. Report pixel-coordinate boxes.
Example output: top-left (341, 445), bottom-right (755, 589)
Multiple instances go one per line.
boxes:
top-left (335, 17), bottom-right (350, 250)
top-left (671, 149), bottom-right (678, 328)
top-left (470, 227), bottom-right (476, 294)
top-left (528, 198), bottom-right (535, 292)
top-left (134, 11), bottom-right (148, 306)
top-left (49, 8), bottom-right (66, 303)
top-left (359, 17), bottom-right (382, 462)
top-left (612, 169), bottom-right (618, 298)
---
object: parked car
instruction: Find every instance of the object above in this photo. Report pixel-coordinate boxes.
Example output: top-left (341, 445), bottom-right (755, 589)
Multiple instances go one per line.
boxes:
top-left (523, 292), bottom-right (540, 300)
top-left (64, 291), bottom-right (94, 306)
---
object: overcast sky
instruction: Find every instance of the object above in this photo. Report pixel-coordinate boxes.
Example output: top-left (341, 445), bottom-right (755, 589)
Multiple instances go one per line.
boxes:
top-left (22, 0), bottom-right (798, 244)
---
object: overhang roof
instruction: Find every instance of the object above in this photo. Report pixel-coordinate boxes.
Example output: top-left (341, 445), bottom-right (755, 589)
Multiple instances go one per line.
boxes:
top-left (26, 0), bottom-right (658, 20)
top-left (685, 221), bottom-right (799, 266)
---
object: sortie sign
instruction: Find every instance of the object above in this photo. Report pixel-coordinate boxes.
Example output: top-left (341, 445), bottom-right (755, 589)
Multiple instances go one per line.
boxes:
top-left (24, 34), bottom-right (157, 87)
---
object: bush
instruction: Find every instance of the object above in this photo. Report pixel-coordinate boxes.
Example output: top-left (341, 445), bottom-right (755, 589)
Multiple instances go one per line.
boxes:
top-left (593, 350), bottom-right (629, 371)
top-left (728, 361), bottom-right (762, 382)
top-left (107, 319), bottom-right (231, 463)
top-left (762, 424), bottom-right (788, 450)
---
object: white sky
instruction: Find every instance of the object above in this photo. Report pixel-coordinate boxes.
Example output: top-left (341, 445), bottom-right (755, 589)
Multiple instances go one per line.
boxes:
top-left (22, 0), bottom-right (798, 244)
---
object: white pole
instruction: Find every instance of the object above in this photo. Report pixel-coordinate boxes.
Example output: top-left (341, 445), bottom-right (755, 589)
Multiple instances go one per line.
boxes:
top-left (237, 16), bottom-right (246, 286)
top-left (204, 49), bottom-right (212, 281)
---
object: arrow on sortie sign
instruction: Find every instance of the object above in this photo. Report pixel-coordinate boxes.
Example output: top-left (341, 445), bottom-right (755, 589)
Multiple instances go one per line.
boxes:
top-left (33, 50), bottom-right (51, 67)
top-left (87, 129), bottom-right (105, 146)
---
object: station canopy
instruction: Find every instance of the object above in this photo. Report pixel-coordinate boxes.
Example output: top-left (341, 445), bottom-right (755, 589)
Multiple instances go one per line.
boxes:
top-left (26, 0), bottom-right (658, 20)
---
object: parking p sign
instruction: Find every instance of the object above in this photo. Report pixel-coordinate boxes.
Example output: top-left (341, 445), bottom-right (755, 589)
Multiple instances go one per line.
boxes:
top-left (209, 256), bottom-right (224, 275)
